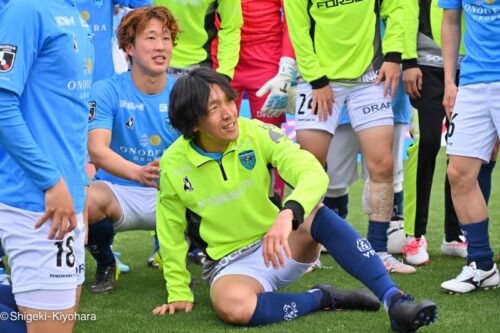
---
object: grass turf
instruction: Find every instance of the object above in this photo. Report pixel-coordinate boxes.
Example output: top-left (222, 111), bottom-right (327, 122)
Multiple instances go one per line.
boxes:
top-left (76, 148), bottom-right (500, 333)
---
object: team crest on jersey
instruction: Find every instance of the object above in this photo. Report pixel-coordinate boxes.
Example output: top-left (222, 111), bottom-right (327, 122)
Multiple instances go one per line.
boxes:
top-left (0, 44), bottom-right (17, 73)
top-left (125, 116), bottom-right (134, 129)
top-left (183, 176), bottom-right (194, 192)
top-left (88, 101), bottom-right (96, 122)
top-left (238, 150), bottom-right (256, 170)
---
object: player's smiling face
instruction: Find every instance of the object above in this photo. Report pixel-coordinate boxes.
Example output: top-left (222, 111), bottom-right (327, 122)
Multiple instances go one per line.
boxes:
top-left (127, 18), bottom-right (172, 76)
top-left (193, 84), bottom-right (239, 153)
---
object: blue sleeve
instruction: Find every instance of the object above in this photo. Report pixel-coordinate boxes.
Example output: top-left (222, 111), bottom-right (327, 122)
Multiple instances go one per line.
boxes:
top-left (115, 0), bottom-right (152, 7)
top-left (438, 0), bottom-right (461, 9)
top-left (0, 89), bottom-right (61, 190)
top-left (88, 79), bottom-right (117, 131)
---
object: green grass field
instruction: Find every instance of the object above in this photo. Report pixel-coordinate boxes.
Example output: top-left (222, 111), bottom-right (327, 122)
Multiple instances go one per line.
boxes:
top-left (75, 148), bottom-right (500, 333)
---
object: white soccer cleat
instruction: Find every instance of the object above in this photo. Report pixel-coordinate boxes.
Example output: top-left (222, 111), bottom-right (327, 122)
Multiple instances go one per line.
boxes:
top-left (387, 219), bottom-right (405, 254)
top-left (441, 236), bottom-right (468, 258)
top-left (402, 236), bottom-right (429, 266)
top-left (441, 262), bottom-right (500, 294)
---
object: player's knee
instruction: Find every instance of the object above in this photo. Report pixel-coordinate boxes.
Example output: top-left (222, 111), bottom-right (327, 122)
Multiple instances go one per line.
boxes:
top-left (369, 156), bottom-right (394, 182)
top-left (213, 293), bottom-right (255, 325)
top-left (447, 163), bottom-right (475, 190)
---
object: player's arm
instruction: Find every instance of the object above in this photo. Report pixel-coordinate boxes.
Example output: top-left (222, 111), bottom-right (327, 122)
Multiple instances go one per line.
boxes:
top-left (440, 7), bottom-right (461, 118)
top-left (153, 155), bottom-right (194, 314)
top-left (377, 0), bottom-right (404, 98)
top-left (88, 81), bottom-right (159, 188)
top-left (215, 0), bottom-right (243, 79)
top-left (402, 0), bottom-right (422, 99)
top-left (255, 122), bottom-right (328, 266)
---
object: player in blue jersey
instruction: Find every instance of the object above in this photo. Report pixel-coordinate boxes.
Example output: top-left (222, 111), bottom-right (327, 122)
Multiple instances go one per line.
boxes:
top-left (439, 0), bottom-right (500, 294)
top-left (85, 5), bottom-right (180, 294)
top-left (0, 0), bottom-right (94, 332)
top-left (78, 0), bottom-right (152, 82)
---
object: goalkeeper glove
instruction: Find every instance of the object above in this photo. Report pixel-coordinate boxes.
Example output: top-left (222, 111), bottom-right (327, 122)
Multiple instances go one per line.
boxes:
top-left (256, 57), bottom-right (297, 117)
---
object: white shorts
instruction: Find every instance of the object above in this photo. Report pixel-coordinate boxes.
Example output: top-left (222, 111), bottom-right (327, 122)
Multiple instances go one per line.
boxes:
top-left (211, 243), bottom-right (315, 292)
top-left (0, 203), bottom-right (85, 309)
top-left (447, 82), bottom-right (500, 162)
top-left (96, 181), bottom-right (157, 232)
top-left (295, 82), bottom-right (394, 134)
top-left (326, 123), bottom-right (406, 195)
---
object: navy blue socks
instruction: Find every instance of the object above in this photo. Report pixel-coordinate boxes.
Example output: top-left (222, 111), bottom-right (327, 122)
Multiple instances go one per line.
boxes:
top-left (87, 218), bottom-right (116, 267)
top-left (478, 160), bottom-right (496, 204)
top-left (0, 285), bottom-right (26, 333)
top-left (461, 219), bottom-right (494, 271)
top-left (367, 221), bottom-right (389, 253)
top-left (322, 194), bottom-right (349, 219)
top-left (310, 206), bottom-right (397, 300)
top-left (247, 290), bottom-right (322, 326)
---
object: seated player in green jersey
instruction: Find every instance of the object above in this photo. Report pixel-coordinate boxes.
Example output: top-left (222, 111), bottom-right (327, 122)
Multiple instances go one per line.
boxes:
top-left (152, 67), bottom-right (438, 332)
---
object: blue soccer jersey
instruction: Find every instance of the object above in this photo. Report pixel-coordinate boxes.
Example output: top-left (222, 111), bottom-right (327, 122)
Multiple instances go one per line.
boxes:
top-left (77, 0), bottom-right (152, 82)
top-left (88, 71), bottom-right (179, 187)
top-left (438, 0), bottom-right (500, 86)
top-left (0, 0), bottom-right (94, 213)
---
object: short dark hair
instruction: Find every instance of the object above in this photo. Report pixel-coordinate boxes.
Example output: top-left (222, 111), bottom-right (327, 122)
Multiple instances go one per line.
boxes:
top-left (168, 67), bottom-right (238, 139)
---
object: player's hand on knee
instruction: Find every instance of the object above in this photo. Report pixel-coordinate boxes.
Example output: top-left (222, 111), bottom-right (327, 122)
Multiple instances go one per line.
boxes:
top-left (36, 177), bottom-right (77, 240)
top-left (262, 210), bottom-right (293, 269)
top-left (311, 85), bottom-right (334, 122)
top-left (377, 61), bottom-right (401, 99)
top-left (152, 302), bottom-right (194, 315)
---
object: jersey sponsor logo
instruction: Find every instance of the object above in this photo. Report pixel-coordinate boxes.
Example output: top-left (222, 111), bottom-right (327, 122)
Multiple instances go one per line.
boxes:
top-left (0, 45), bottom-right (16, 73)
top-left (197, 178), bottom-right (255, 209)
top-left (88, 101), bottom-right (96, 122)
top-left (149, 134), bottom-right (162, 147)
top-left (170, 0), bottom-right (201, 6)
top-left (361, 101), bottom-right (391, 115)
top-left (317, 0), bottom-right (364, 9)
top-left (120, 100), bottom-right (144, 111)
top-left (126, 116), bottom-right (134, 129)
top-left (83, 57), bottom-right (93, 75)
top-left (119, 145), bottom-right (165, 162)
top-left (55, 16), bottom-right (76, 26)
top-left (238, 150), bottom-right (256, 170)
top-left (183, 176), bottom-right (194, 192)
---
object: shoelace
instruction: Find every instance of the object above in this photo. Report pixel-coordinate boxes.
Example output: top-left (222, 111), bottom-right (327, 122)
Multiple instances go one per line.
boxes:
top-left (456, 265), bottom-right (481, 283)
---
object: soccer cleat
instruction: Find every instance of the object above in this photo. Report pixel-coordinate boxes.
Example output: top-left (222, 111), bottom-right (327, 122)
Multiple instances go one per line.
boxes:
top-left (378, 252), bottom-right (416, 274)
top-left (113, 251), bottom-right (130, 273)
top-left (402, 236), bottom-right (429, 266)
top-left (441, 262), bottom-right (500, 294)
top-left (147, 250), bottom-right (160, 269)
top-left (312, 283), bottom-right (380, 311)
top-left (388, 293), bottom-right (437, 332)
top-left (441, 236), bottom-right (467, 258)
top-left (387, 218), bottom-right (406, 254)
top-left (91, 264), bottom-right (116, 294)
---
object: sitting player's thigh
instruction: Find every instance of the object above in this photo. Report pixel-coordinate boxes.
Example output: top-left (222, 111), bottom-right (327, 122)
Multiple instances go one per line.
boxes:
top-left (0, 203), bottom-right (84, 310)
top-left (211, 243), bottom-right (314, 294)
top-left (447, 83), bottom-right (497, 162)
top-left (104, 182), bottom-right (157, 231)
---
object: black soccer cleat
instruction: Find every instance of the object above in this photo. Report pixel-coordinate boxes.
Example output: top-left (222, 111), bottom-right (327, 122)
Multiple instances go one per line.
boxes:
top-left (312, 283), bottom-right (381, 312)
top-left (91, 264), bottom-right (116, 294)
top-left (388, 293), bottom-right (437, 332)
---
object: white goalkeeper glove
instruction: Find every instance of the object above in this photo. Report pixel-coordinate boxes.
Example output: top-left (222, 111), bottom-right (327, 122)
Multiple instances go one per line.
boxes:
top-left (256, 57), bottom-right (297, 117)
